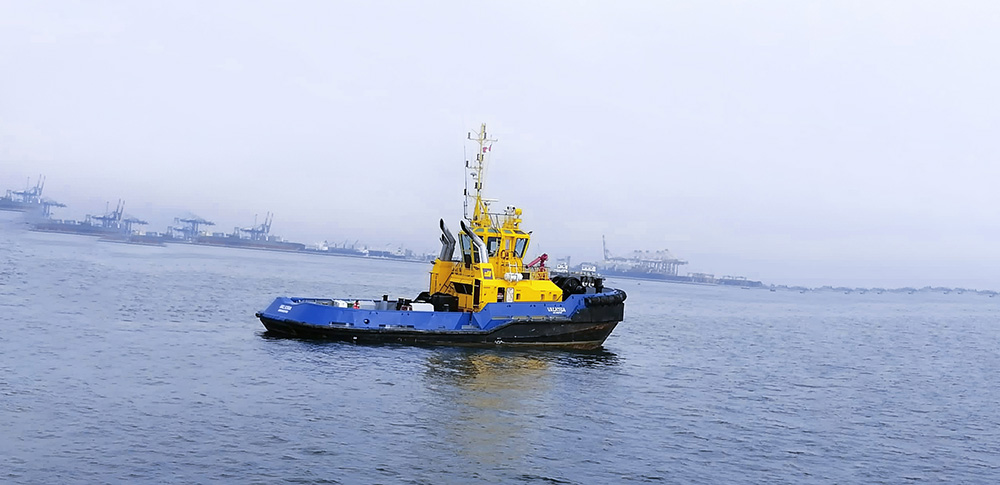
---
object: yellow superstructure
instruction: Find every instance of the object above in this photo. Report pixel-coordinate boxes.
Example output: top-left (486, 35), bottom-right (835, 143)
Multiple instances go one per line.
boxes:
top-left (429, 124), bottom-right (563, 312)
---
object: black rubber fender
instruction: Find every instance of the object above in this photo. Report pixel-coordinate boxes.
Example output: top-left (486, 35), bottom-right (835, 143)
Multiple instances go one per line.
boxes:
top-left (583, 290), bottom-right (626, 306)
top-left (585, 291), bottom-right (627, 307)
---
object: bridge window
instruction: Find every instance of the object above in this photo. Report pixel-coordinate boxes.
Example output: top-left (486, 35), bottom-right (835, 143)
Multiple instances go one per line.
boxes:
top-left (514, 238), bottom-right (528, 258)
top-left (459, 234), bottom-right (472, 265)
top-left (487, 237), bottom-right (500, 257)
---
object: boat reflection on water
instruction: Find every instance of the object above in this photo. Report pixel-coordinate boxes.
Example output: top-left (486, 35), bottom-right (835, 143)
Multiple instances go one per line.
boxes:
top-left (424, 350), bottom-right (549, 389)
top-left (422, 348), bottom-right (620, 385)
top-left (421, 348), bottom-right (619, 472)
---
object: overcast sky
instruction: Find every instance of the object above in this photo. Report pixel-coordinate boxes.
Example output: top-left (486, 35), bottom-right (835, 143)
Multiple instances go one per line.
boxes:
top-left (2, 1), bottom-right (999, 289)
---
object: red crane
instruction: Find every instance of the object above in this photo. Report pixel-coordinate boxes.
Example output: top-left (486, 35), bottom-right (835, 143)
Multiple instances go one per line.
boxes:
top-left (525, 253), bottom-right (548, 269)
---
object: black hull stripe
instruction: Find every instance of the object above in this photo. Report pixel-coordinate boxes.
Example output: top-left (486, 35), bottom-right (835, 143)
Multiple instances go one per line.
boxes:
top-left (259, 316), bottom-right (619, 350)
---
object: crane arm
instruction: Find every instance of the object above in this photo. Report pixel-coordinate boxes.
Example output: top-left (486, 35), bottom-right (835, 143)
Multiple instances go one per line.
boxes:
top-left (525, 253), bottom-right (548, 269)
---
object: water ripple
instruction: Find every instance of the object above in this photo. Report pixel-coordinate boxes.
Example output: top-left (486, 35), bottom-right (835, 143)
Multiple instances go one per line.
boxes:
top-left (1, 229), bottom-right (999, 482)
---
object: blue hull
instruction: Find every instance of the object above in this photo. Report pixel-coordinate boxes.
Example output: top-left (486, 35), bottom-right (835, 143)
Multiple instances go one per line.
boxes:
top-left (256, 289), bottom-right (626, 349)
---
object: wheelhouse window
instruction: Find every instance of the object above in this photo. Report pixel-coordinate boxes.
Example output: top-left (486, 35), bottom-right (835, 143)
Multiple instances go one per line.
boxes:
top-left (487, 237), bottom-right (501, 257)
top-left (514, 238), bottom-right (528, 258)
top-left (459, 234), bottom-right (472, 265)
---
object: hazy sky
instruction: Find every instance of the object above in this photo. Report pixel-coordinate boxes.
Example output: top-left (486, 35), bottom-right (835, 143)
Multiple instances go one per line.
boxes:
top-left (2, 1), bottom-right (999, 289)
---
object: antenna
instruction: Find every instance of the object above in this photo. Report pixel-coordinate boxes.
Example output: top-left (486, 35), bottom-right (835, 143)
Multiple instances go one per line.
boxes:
top-left (465, 123), bottom-right (497, 227)
top-left (463, 143), bottom-right (469, 220)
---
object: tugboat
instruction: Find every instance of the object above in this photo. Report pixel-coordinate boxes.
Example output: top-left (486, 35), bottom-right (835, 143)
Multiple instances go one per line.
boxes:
top-left (256, 124), bottom-right (627, 349)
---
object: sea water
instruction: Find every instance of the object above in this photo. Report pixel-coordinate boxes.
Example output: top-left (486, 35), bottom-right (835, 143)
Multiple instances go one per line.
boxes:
top-left (2, 217), bottom-right (998, 483)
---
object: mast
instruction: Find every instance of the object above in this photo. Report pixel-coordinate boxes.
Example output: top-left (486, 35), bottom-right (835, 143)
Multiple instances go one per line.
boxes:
top-left (465, 123), bottom-right (497, 228)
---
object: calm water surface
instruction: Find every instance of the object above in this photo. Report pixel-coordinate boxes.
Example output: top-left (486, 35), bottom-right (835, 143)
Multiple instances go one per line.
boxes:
top-left (2, 217), bottom-right (999, 483)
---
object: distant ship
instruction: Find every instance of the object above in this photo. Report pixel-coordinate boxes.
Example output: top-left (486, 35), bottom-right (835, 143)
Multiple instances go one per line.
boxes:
top-left (304, 240), bottom-right (367, 257)
top-left (304, 241), bottom-right (422, 260)
top-left (97, 231), bottom-right (169, 247)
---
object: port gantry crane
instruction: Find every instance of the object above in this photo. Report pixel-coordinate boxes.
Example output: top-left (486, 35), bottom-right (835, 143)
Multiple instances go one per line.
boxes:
top-left (86, 200), bottom-right (147, 234)
top-left (8, 175), bottom-right (46, 203)
top-left (37, 199), bottom-right (67, 218)
top-left (602, 234), bottom-right (689, 276)
top-left (120, 214), bottom-right (149, 234)
top-left (238, 212), bottom-right (274, 241)
top-left (0, 175), bottom-right (66, 217)
top-left (171, 216), bottom-right (215, 242)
